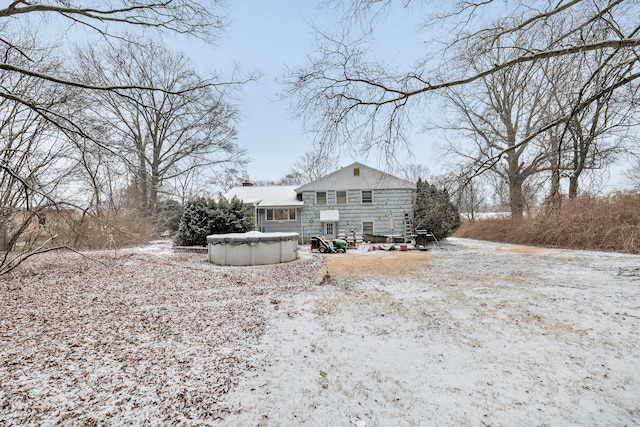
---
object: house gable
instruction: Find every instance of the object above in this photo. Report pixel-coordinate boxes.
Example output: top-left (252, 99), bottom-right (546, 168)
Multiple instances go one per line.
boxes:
top-left (294, 162), bottom-right (414, 193)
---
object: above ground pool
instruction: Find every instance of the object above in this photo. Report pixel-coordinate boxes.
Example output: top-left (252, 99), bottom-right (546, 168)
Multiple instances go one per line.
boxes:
top-left (206, 231), bottom-right (299, 266)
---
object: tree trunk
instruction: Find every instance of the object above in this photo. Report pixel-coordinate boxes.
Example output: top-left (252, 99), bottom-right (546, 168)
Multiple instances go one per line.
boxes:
top-left (137, 153), bottom-right (149, 214)
top-left (508, 174), bottom-right (525, 220)
top-left (149, 166), bottom-right (160, 216)
top-left (545, 134), bottom-right (562, 210)
top-left (506, 150), bottom-right (525, 220)
top-left (0, 224), bottom-right (7, 252)
top-left (568, 175), bottom-right (579, 199)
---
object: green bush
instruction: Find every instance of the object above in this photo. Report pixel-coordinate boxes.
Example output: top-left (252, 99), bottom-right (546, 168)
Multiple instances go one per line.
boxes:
top-left (414, 178), bottom-right (461, 240)
top-left (176, 196), bottom-right (254, 246)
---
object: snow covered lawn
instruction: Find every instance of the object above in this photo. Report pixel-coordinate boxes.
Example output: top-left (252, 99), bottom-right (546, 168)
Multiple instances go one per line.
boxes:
top-left (1, 238), bottom-right (639, 425)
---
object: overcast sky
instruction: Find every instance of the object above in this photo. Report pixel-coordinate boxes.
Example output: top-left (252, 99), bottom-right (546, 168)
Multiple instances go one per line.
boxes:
top-left (169, 1), bottom-right (632, 190)
top-left (189, 1), bottom-right (441, 183)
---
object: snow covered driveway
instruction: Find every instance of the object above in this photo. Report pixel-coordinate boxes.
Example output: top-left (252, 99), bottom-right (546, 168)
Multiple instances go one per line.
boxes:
top-left (1, 238), bottom-right (639, 426)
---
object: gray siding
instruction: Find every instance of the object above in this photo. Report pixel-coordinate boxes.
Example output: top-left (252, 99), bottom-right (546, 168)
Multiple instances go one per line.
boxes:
top-left (300, 188), bottom-right (413, 237)
top-left (256, 209), bottom-right (302, 234)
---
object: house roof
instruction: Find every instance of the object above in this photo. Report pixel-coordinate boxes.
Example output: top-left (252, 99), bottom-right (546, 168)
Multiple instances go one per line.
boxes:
top-left (294, 162), bottom-right (415, 193)
top-left (224, 185), bottom-right (303, 207)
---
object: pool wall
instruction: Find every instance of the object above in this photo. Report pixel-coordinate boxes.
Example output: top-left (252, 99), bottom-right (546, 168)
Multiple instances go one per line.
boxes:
top-left (206, 231), bottom-right (299, 266)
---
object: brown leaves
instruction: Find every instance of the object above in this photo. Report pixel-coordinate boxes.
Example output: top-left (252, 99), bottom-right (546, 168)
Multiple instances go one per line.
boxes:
top-left (0, 250), bottom-right (323, 423)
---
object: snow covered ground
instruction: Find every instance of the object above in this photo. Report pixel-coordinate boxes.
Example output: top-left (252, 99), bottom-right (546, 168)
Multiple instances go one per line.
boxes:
top-left (1, 238), bottom-right (639, 426)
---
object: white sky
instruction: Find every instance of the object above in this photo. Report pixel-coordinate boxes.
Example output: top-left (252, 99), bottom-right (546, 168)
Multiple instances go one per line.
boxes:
top-left (182, 1), bottom-right (633, 190)
top-left (187, 1), bottom-right (443, 183)
top-left (34, 1), bottom-right (634, 190)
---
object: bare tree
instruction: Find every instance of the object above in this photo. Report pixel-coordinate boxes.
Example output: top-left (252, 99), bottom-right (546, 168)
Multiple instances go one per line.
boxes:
top-left (396, 163), bottom-right (431, 184)
top-left (1, 2), bottom-right (228, 138)
top-left (0, 36), bottom-right (74, 272)
top-left (214, 167), bottom-right (250, 194)
top-left (542, 24), bottom-right (638, 202)
top-left (288, 0), bottom-right (640, 184)
top-left (282, 149), bottom-right (340, 185)
top-left (71, 133), bottom-right (127, 215)
top-left (624, 153), bottom-right (640, 190)
top-left (435, 171), bottom-right (488, 220)
top-left (0, 1), bottom-right (234, 274)
top-left (74, 39), bottom-right (246, 216)
top-left (442, 32), bottom-right (557, 219)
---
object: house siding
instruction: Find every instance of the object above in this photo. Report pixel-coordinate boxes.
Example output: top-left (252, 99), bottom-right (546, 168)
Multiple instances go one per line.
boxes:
top-left (300, 188), bottom-right (413, 238)
top-left (256, 208), bottom-right (302, 234)
top-left (228, 163), bottom-right (415, 242)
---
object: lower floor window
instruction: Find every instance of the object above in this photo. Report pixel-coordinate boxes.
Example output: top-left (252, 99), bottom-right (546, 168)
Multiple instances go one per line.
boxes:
top-left (362, 221), bottom-right (373, 235)
top-left (266, 208), bottom-right (296, 221)
top-left (325, 222), bottom-right (334, 235)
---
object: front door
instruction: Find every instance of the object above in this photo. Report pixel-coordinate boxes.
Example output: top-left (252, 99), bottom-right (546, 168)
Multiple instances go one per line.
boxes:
top-left (324, 222), bottom-right (336, 239)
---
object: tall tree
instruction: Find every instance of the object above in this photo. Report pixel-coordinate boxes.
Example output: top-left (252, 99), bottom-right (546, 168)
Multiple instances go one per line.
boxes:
top-left (443, 30), bottom-right (556, 219)
top-left (288, 0), bottom-right (640, 187)
top-left (0, 45), bottom-right (73, 272)
top-left (0, 1), bottom-right (235, 274)
top-left (1, 1), bottom-right (227, 138)
top-left (74, 39), bottom-right (246, 216)
top-left (397, 163), bottom-right (431, 185)
top-left (542, 22), bottom-right (638, 202)
top-left (280, 149), bottom-right (339, 185)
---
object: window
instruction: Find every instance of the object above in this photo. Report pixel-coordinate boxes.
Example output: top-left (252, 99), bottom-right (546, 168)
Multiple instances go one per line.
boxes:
top-left (316, 191), bottom-right (327, 205)
top-left (354, 167), bottom-right (360, 176)
top-left (325, 223), bottom-right (334, 236)
top-left (362, 221), bottom-right (373, 235)
top-left (266, 208), bottom-right (296, 221)
top-left (336, 191), bottom-right (347, 204)
top-left (361, 190), bottom-right (372, 203)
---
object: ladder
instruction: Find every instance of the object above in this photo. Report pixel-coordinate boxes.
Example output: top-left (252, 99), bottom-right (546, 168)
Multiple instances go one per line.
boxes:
top-left (404, 220), bottom-right (413, 243)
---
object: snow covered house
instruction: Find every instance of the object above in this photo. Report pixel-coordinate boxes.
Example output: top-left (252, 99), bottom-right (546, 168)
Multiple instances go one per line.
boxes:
top-left (224, 185), bottom-right (303, 234)
top-left (295, 162), bottom-right (415, 241)
top-left (225, 162), bottom-right (415, 241)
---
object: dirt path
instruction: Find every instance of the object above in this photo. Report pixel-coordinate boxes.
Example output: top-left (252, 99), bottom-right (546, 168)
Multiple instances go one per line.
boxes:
top-left (320, 250), bottom-right (434, 279)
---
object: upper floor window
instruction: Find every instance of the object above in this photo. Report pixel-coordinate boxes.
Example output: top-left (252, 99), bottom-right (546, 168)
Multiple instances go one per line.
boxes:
top-left (354, 167), bottom-right (360, 176)
top-left (316, 191), bottom-right (327, 205)
top-left (361, 190), bottom-right (373, 204)
top-left (336, 191), bottom-right (347, 204)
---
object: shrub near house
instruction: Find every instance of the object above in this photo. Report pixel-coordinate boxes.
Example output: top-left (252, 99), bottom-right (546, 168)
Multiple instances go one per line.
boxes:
top-left (176, 196), bottom-right (254, 246)
top-left (414, 178), bottom-right (461, 240)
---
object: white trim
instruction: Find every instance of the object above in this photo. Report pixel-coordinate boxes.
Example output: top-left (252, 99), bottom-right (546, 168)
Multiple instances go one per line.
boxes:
top-left (316, 191), bottom-right (327, 205)
top-left (265, 207), bottom-right (297, 222)
top-left (362, 220), bottom-right (374, 235)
